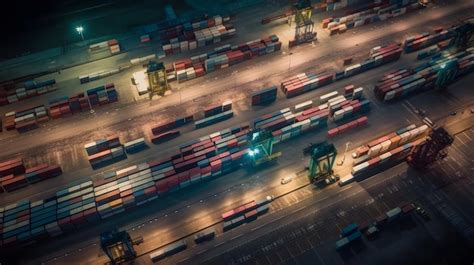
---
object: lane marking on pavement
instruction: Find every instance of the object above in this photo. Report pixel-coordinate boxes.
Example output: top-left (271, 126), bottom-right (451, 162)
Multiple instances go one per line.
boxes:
top-left (292, 205), bottom-right (307, 214)
top-left (231, 234), bottom-right (243, 241)
top-left (178, 257), bottom-right (190, 263)
top-left (339, 185), bottom-right (353, 192)
top-left (214, 242), bottom-right (225, 248)
top-left (197, 249), bottom-right (208, 255)
top-left (251, 224), bottom-right (266, 232)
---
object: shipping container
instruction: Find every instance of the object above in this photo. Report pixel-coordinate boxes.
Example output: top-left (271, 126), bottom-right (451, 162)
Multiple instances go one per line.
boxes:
top-left (149, 240), bottom-right (187, 262)
top-left (340, 223), bottom-right (359, 237)
top-left (194, 227), bottom-right (215, 243)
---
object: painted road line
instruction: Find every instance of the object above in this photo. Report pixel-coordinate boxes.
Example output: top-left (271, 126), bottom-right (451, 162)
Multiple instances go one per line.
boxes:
top-left (251, 224), bottom-right (266, 232)
top-left (231, 234), bottom-right (243, 241)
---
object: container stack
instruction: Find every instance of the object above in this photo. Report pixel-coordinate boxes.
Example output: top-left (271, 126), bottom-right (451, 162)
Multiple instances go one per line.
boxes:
top-left (331, 94), bottom-right (371, 122)
top-left (79, 69), bottom-right (120, 84)
top-left (0, 79), bottom-right (57, 106)
top-left (271, 107), bottom-right (329, 144)
top-left (254, 108), bottom-right (295, 132)
top-left (170, 34), bottom-right (281, 82)
top-left (89, 39), bottom-right (120, 54)
top-left (160, 15), bottom-right (231, 55)
top-left (4, 105), bottom-right (49, 133)
top-left (350, 124), bottom-right (429, 176)
top-left (0, 123), bottom-right (253, 247)
top-left (327, 116), bottom-right (368, 138)
top-left (86, 83), bottom-right (118, 106)
top-left (280, 72), bottom-right (334, 98)
top-left (150, 240), bottom-right (187, 262)
top-left (48, 84), bottom-right (118, 119)
top-left (55, 181), bottom-right (99, 233)
top-left (140, 34), bottom-right (151, 43)
top-left (0, 158), bottom-right (26, 192)
top-left (352, 137), bottom-right (425, 177)
top-left (1, 200), bottom-right (31, 245)
top-left (352, 124), bottom-right (429, 160)
top-left (162, 23), bottom-right (236, 55)
top-left (375, 49), bottom-right (474, 101)
top-left (404, 29), bottom-right (452, 53)
top-left (151, 130), bottom-right (181, 144)
top-left (221, 199), bottom-right (271, 231)
top-left (85, 136), bottom-right (125, 168)
top-left (251, 86), bottom-right (278, 106)
top-left (325, 0), bottom-right (420, 36)
top-left (417, 46), bottom-right (440, 60)
top-left (24, 165), bottom-right (62, 184)
top-left (204, 101), bottom-right (232, 117)
top-left (0, 158), bottom-right (62, 192)
top-left (151, 115), bottom-right (194, 135)
top-left (195, 110), bottom-right (234, 129)
top-left (124, 138), bottom-right (147, 154)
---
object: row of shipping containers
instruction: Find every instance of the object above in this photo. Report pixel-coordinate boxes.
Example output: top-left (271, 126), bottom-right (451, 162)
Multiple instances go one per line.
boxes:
top-left (168, 34), bottom-right (281, 82)
top-left (162, 23), bottom-right (235, 55)
top-left (84, 136), bottom-right (125, 168)
top-left (79, 69), bottom-right (120, 84)
top-left (281, 43), bottom-right (402, 98)
top-left (0, 79), bottom-right (57, 106)
top-left (336, 201), bottom-right (416, 250)
top-left (0, 158), bottom-right (62, 193)
top-left (1, 84), bottom-right (118, 132)
top-left (151, 115), bottom-right (194, 135)
top-left (345, 124), bottom-right (429, 179)
top-left (262, 86), bottom-right (370, 144)
top-left (0, 89), bottom-right (378, 246)
top-left (123, 138), bottom-right (147, 154)
top-left (89, 39), bottom-right (120, 55)
top-left (221, 197), bottom-right (272, 231)
top-left (0, 123), bottom-right (252, 247)
top-left (3, 105), bottom-right (49, 133)
top-left (223, 203), bottom-right (269, 232)
top-left (157, 15), bottom-right (230, 43)
top-left (403, 27), bottom-right (452, 53)
top-left (375, 48), bottom-right (474, 101)
top-left (251, 86), bottom-right (278, 106)
top-left (324, 0), bottom-right (421, 35)
top-left (327, 116), bottom-right (368, 138)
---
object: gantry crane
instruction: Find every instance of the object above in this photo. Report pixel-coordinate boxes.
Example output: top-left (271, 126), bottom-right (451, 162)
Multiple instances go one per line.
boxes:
top-left (261, 0), bottom-right (316, 47)
top-left (451, 18), bottom-right (474, 49)
top-left (247, 129), bottom-right (282, 166)
top-left (289, 0), bottom-right (316, 47)
top-left (146, 61), bottom-right (169, 99)
top-left (407, 127), bottom-right (453, 169)
top-left (305, 141), bottom-right (337, 183)
top-left (100, 229), bottom-right (143, 264)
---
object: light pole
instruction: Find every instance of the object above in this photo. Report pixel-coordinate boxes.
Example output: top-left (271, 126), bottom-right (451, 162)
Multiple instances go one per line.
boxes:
top-left (76, 26), bottom-right (85, 43)
top-left (337, 141), bottom-right (352, 166)
top-left (288, 52), bottom-right (293, 72)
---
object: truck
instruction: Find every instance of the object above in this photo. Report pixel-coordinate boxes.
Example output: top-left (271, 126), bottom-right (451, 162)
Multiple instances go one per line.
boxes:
top-left (386, 207), bottom-right (402, 222)
top-left (149, 240), bottom-right (187, 262)
top-left (194, 227), bottom-right (215, 244)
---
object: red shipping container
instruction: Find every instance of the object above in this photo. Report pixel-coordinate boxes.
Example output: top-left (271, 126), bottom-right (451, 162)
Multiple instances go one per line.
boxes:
top-left (327, 128), bottom-right (339, 138)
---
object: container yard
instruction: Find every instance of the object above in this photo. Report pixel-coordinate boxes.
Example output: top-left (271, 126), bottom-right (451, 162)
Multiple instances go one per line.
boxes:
top-left (0, 1), bottom-right (474, 265)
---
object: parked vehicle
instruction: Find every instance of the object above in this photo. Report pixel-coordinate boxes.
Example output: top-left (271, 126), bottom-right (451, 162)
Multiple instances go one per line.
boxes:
top-left (281, 175), bottom-right (293, 184)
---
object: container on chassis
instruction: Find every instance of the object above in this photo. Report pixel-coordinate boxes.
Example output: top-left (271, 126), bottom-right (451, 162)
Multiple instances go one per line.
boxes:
top-left (194, 227), bottom-right (216, 243)
top-left (151, 130), bottom-right (180, 144)
top-left (149, 240), bottom-right (187, 262)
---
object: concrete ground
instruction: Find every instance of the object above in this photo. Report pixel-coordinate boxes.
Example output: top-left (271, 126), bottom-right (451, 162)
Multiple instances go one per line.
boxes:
top-left (0, 1), bottom-right (473, 264)
top-left (1, 1), bottom-right (473, 208)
